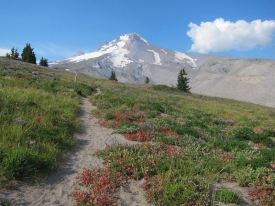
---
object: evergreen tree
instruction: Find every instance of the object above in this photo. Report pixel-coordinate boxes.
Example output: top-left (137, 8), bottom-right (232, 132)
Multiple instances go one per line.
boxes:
top-left (10, 47), bottom-right (15, 58)
top-left (177, 68), bottom-right (191, 93)
top-left (6, 47), bottom-right (19, 59)
top-left (14, 49), bottom-right (19, 59)
top-left (145, 77), bottom-right (150, 84)
top-left (39, 57), bottom-right (49, 67)
top-left (109, 70), bottom-right (118, 81)
top-left (10, 47), bottom-right (19, 59)
top-left (21, 43), bottom-right (36, 64)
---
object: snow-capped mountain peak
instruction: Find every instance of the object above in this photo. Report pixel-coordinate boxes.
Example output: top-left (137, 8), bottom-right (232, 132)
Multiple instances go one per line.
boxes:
top-left (50, 32), bottom-right (197, 80)
top-left (63, 33), bottom-right (134, 67)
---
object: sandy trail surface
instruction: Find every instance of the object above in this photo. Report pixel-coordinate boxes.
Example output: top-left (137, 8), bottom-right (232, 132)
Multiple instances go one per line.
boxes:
top-left (0, 91), bottom-right (151, 206)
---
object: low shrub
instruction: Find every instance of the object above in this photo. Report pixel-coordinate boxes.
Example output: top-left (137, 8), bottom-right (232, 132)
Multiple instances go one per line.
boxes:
top-left (232, 127), bottom-right (255, 141)
top-left (151, 84), bottom-right (178, 92)
top-left (174, 127), bottom-right (200, 138)
top-left (220, 139), bottom-right (249, 152)
top-left (258, 148), bottom-right (275, 162)
top-left (73, 82), bottom-right (95, 97)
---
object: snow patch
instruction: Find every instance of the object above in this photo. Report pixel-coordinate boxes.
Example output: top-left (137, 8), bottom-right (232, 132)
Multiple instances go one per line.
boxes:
top-left (161, 49), bottom-right (167, 54)
top-left (140, 37), bottom-right (149, 45)
top-left (174, 51), bottom-right (197, 67)
top-left (66, 34), bottom-right (132, 67)
top-left (119, 34), bottom-right (130, 42)
top-left (147, 49), bottom-right (161, 65)
top-left (67, 51), bottom-right (106, 62)
top-left (109, 49), bottom-right (132, 67)
top-left (49, 61), bottom-right (61, 65)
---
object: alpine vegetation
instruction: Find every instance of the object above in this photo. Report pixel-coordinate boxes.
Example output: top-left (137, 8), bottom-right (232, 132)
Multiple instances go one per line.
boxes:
top-left (71, 79), bottom-right (275, 206)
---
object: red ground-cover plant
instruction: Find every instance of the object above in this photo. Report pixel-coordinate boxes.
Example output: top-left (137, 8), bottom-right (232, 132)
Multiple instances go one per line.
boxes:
top-left (220, 152), bottom-right (233, 163)
top-left (164, 145), bottom-right (181, 156)
top-left (69, 167), bottom-right (123, 206)
top-left (124, 130), bottom-right (154, 141)
top-left (249, 188), bottom-right (275, 205)
top-left (30, 113), bottom-right (46, 124)
top-left (142, 175), bottom-right (163, 200)
top-left (157, 127), bottom-right (179, 137)
top-left (112, 107), bottom-right (142, 124)
top-left (98, 120), bottom-right (108, 127)
top-left (256, 141), bottom-right (266, 149)
top-left (97, 108), bottom-right (145, 129)
top-left (253, 127), bottom-right (263, 134)
top-left (248, 168), bottom-right (275, 205)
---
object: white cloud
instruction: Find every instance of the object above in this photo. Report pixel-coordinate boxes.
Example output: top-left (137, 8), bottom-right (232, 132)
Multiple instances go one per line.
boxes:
top-left (0, 48), bottom-right (11, 56)
top-left (187, 18), bottom-right (275, 53)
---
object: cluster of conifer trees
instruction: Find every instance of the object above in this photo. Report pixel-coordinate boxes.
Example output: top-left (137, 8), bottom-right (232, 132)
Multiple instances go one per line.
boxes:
top-left (5, 43), bottom-right (48, 67)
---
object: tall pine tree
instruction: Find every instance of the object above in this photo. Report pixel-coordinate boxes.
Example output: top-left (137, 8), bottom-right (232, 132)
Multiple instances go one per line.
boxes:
top-left (109, 70), bottom-right (118, 81)
top-left (21, 43), bottom-right (36, 64)
top-left (177, 68), bottom-right (191, 93)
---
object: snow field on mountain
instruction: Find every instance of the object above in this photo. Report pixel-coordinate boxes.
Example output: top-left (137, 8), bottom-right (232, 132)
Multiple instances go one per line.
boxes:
top-left (161, 49), bottom-right (167, 54)
top-left (67, 34), bottom-right (133, 67)
top-left (175, 51), bottom-right (197, 67)
top-left (147, 49), bottom-right (161, 65)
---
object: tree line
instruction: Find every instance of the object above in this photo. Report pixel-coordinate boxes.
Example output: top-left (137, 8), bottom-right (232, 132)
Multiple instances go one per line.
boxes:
top-left (5, 43), bottom-right (48, 67)
top-left (109, 68), bottom-right (190, 93)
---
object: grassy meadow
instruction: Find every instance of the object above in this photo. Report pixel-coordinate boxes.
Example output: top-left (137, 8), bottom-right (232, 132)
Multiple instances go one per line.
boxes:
top-left (72, 83), bottom-right (275, 205)
top-left (0, 58), bottom-right (96, 186)
top-left (1, 58), bottom-right (275, 205)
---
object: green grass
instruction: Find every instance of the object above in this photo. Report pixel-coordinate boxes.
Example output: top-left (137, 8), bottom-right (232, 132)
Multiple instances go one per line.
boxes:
top-left (215, 188), bottom-right (240, 204)
top-left (0, 58), bottom-right (96, 184)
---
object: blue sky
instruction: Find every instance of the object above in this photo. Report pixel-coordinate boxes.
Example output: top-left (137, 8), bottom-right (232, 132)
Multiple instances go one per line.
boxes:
top-left (1, 0), bottom-right (275, 61)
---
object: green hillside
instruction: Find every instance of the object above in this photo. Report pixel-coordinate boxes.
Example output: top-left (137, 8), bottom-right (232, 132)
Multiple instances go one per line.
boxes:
top-left (0, 58), bottom-right (96, 181)
top-left (1, 58), bottom-right (275, 205)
